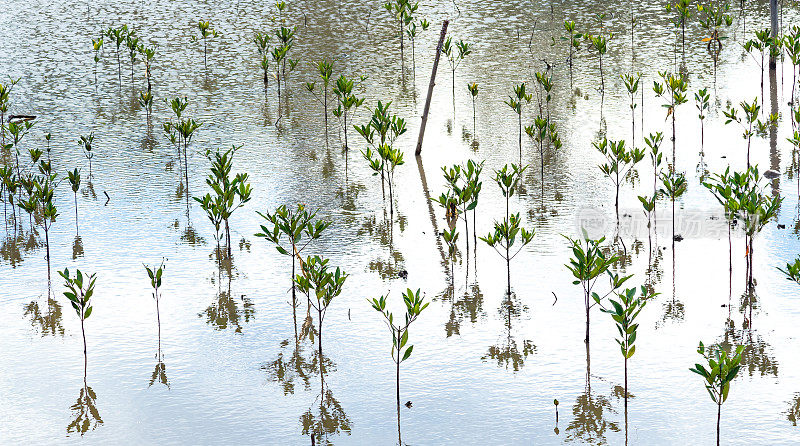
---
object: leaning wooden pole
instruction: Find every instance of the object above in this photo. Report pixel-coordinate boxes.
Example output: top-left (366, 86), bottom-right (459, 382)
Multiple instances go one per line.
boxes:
top-left (415, 20), bottom-right (449, 156)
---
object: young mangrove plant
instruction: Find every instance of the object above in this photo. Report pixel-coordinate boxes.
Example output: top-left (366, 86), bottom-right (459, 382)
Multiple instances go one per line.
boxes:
top-left (562, 20), bottom-right (583, 88)
top-left (144, 260), bottom-right (165, 347)
top-left (599, 285), bottom-right (652, 444)
top-left (332, 74), bottom-right (365, 156)
top-left (442, 37), bottom-right (472, 115)
top-left (91, 36), bottom-right (103, 87)
top-left (125, 31), bottom-right (139, 85)
top-left (744, 29), bottom-right (773, 104)
top-left (736, 167), bottom-right (781, 290)
top-left (595, 138), bottom-right (645, 219)
top-left (194, 146), bottom-right (252, 260)
top-left (255, 204), bottom-right (330, 340)
top-left (105, 25), bottom-right (128, 86)
top-left (295, 255), bottom-right (348, 359)
top-left (405, 14), bottom-right (429, 77)
top-left (505, 83), bottom-right (532, 165)
top-left (305, 58), bottom-right (335, 146)
top-left (703, 167), bottom-right (742, 293)
top-left (621, 73), bottom-right (640, 143)
top-left (37, 175), bottom-right (58, 284)
top-left (660, 170), bottom-right (688, 242)
top-left (467, 82), bottom-right (479, 134)
top-left (695, 88), bottom-right (710, 149)
top-left (480, 164), bottom-right (534, 294)
top-left (666, 0), bottom-right (692, 59)
top-left (385, 0), bottom-right (411, 63)
top-left (355, 101), bottom-right (407, 217)
top-left (689, 342), bottom-right (744, 446)
top-left (368, 288), bottom-right (429, 446)
top-left (697, 1), bottom-right (733, 75)
top-left (59, 268), bottom-right (97, 376)
top-left (254, 32), bottom-right (272, 91)
top-left (67, 168), bottom-right (81, 232)
top-left (192, 21), bottom-right (221, 72)
top-left (584, 14), bottom-right (613, 107)
top-left (79, 133), bottom-right (95, 179)
top-left (138, 91), bottom-right (154, 121)
top-left (722, 98), bottom-right (777, 168)
top-left (0, 78), bottom-right (19, 146)
top-left (653, 71), bottom-right (688, 169)
top-left (564, 231), bottom-right (628, 346)
top-left (778, 256), bottom-right (800, 285)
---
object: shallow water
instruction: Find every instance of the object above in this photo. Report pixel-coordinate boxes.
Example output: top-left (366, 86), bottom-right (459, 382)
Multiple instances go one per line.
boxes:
top-left (1, 0), bottom-right (800, 444)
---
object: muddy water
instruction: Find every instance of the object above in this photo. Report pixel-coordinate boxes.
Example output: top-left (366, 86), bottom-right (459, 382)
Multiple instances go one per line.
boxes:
top-left (1, 0), bottom-right (800, 444)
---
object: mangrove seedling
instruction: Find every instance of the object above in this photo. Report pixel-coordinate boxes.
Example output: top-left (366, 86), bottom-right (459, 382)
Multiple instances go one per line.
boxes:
top-left (744, 29), bottom-right (773, 104)
top-left (480, 164), bottom-right (534, 294)
top-left (405, 15), bottom-right (429, 77)
top-left (305, 58), bottom-right (335, 146)
top-left (79, 133), bottom-right (95, 178)
top-left (778, 256), bottom-right (800, 285)
top-left (659, 170), bottom-right (688, 242)
top-left (665, 0), bottom-right (692, 58)
top-left (695, 88), bottom-right (710, 148)
top-left (689, 342), bottom-right (744, 446)
top-left (564, 231), bottom-right (628, 346)
top-left (59, 268), bottom-right (97, 376)
top-left (697, 1), bottom-right (733, 72)
top-left (599, 285), bottom-right (652, 444)
top-left (736, 167), bottom-right (781, 289)
top-left (194, 146), bottom-right (252, 260)
top-left (255, 204), bottom-right (330, 339)
top-left (584, 14), bottom-right (613, 107)
top-left (621, 73), bottom-right (640, 143)
top-left (368, 288), bottom-right (429, 446)
top-left (467, 82), bottom-right (479, 134)
top-left (561, 20), bottom-right (583, 87)
top-left (67, 168), bottom-right (81, 232)
top-left (722, 98), bottom-right (778, 168)
top-left (144, 260), bottom-right (165, 347)
top-left (595, 138), bottom-right (645, 218)
top-left (37, 176), bottom-right (58, 283)
top-left (385, 0), bottom-right (411, 62)
top-left (138, 44), bottom-right (156, 93)
top-left (332, 75), bottom-right (365, 155)
top-left (125, 32), bottom-right (139, 85)
top-left (505, 83), bottom-right (532, 165)
top-left (138, 91), bottom-right (154, 121)
top-left (355, 100), bottom-right (407, 216)
top-left (105, 25), bottom-right (128, 85)
top-left (254, 32), bottom-right (272, 91)
top-left (442, 37), bottom-right (472, 115)
top-left (192, 20), bottom-right (221, 71)
top-left (653, 70), bottom-right (688, 169)
top-left (295, 255), bottom-right (348, 359)
top-left (0, 78), bottom-right (20, 146)
top-left (91, 36), bottom-right (103, 87)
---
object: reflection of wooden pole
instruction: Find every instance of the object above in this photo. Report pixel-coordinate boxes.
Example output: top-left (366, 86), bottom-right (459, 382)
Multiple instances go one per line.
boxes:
top-left (415, 20), bottom-right (449, 156)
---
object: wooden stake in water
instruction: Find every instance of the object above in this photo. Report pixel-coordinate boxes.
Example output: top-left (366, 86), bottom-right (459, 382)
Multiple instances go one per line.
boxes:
top-left (415, 20), bottom-right (449, 156)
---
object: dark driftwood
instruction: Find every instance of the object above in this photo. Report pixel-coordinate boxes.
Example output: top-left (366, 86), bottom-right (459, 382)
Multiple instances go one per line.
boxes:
top-left (415, 20), bottom-right (449, 156)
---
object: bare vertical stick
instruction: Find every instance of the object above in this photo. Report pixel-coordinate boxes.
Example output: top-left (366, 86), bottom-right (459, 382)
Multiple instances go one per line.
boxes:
top-left (415, 20), bottom-right (449, 156)
top-left (769, 0), bottom-right (778, 68)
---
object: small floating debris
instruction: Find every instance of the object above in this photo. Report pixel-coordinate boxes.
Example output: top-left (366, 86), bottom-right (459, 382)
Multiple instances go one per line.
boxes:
top-left (398, 270), bottom-right (408, 280)
top-left (8, 114), bottom-right (36, 123)
top-left (405, 401), bottom-right (412, 408)
top-left (673, 234), bottom-right (684, 242)
top-left (778, 224), bottom-right (786, 229)
top-left (763, 169), bottom-right (780, 179)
